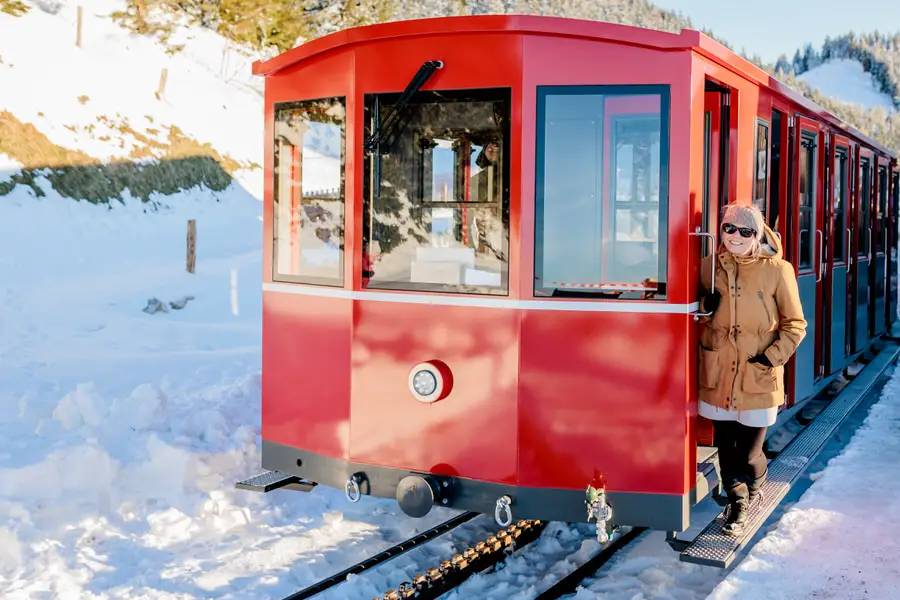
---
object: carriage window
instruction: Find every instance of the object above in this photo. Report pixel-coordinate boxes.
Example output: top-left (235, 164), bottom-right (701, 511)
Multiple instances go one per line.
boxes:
top-left (798, 134), bottom-right (815, 271)
top-left (362, 88), bottom-right (509, 295)
top-left (272, 97), bottom-right (346, 286)
top-left (877, 165), bottom-right (887, 255)
top-left (834, 149), bottom-right (847, 263)
top-left (534, 86), bottom-right (669, 300)
top-left (754, 120), bottom-right (769, 216)
top-left (860, 158), bottom-right (871, 257)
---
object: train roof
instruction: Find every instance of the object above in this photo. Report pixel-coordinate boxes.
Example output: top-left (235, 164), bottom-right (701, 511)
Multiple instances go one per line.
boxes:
top-left (252, 14), bottom-right (895, 159)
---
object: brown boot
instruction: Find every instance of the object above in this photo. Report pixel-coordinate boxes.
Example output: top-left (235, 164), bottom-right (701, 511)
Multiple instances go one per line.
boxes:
top-left (722, 482), bottom-right (750, 537)
top-left (747, 469), bottom-right (767, 504)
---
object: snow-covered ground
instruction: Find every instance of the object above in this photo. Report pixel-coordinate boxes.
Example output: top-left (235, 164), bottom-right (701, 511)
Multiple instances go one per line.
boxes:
top-left (798, 58), bottom-right (896, 111)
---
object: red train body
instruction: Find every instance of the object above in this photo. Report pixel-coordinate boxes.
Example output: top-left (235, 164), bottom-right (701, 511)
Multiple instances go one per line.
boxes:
top-left (251, 15), bottom-right (898, 533)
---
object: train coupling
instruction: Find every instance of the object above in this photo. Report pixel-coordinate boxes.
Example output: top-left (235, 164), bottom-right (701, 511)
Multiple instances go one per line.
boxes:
top-left (585, 484), bottom-right (614, 543)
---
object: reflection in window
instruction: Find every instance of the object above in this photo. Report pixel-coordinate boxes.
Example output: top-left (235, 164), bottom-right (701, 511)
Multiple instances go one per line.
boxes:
top-left (834, 149), bottom-right (847, 263)
top-left (272, 98), bottom-right (346, 286)
top-left (534, 86), bottom-right (669, 300)
top-left (362, 88), bottom-right (509, 295)
top-left (798, 134), bottom-right (814, 271)
top-left (754, 121), bottom-right (769, 216)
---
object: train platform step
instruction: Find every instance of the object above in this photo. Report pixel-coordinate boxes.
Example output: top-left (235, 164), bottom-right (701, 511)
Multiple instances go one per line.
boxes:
top-left (679, 343), bottom-right (900, 568)
top-left (235, 470), bottom-right (317, 493)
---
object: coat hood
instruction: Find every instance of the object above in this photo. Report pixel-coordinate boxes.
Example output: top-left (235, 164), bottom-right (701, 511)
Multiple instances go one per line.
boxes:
top-left (758, 224), bottom-right (782, 260)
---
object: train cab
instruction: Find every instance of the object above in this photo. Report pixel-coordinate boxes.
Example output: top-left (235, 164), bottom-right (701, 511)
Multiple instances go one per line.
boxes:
top-left (241, 15), bottom-right (898, 543)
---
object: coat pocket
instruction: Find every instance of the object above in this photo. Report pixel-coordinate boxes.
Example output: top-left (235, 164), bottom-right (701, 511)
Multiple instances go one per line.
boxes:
top-left (743, 361), bottom-right (778, 394)
top-left (699, 346), bottom-right (719, 389)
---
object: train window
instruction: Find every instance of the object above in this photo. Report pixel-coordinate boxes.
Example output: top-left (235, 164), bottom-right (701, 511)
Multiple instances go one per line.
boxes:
top-left (534, 85), bottom-right (669, 300)
top-left (272, 97), bottom-right (346, 286)
top-left (362, 88), bottom-right (510, 295)
top-left (833, 149), bottom-right (848, 263)
top-left (754, 120), bottom-right (769, 216)
top-left (877, 165), bottom-right (887, 255)
top-left (860, 158), bottom-right (871, 257)
top-left (798, 134), bottom-right (815, 271)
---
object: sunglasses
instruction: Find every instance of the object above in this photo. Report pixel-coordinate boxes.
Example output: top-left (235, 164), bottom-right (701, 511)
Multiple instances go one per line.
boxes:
top-left (722, 222), bottom-right (756, 238)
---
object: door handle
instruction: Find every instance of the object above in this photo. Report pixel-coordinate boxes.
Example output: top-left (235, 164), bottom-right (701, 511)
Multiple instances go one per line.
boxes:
top-left (690, 226), bottom-right (716, 321)
top-left (816, 229), bottom-right (824, 282)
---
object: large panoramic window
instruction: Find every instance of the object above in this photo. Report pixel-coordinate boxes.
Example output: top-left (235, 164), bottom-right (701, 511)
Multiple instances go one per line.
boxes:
top-left (534, 85), bottom-right (670, 300)
top-left (272, 97), bottom-right (346, 286)
top-left (362, 88), bottom-right (510, 295)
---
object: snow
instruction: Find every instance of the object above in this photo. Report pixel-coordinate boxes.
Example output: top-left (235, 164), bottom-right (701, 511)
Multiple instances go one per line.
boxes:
top-left (798, 58), bottom-right (896, 111)
top-left (3, 1), bottom-right (900, 598)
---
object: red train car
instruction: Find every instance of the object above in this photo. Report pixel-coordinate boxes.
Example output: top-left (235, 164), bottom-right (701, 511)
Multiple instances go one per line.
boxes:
top-left (241, 15), bottom-right (898, 536)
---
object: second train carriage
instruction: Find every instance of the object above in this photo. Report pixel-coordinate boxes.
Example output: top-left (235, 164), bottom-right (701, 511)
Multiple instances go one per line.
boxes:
top-left (241, 15), bottom-right (899, 536)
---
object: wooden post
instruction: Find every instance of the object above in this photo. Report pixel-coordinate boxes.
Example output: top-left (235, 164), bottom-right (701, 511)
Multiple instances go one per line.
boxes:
top-left (186, 219), bottom-right (196, 273)
top-left (76, 6), bottom-right (83, 48)
top-left (156, 68), bottom-right (168, 100)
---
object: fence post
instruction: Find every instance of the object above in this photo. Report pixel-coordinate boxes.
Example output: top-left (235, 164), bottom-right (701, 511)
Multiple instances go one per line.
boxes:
top-left (76, 6), bottom-right (83, 48)
top-left (156, 68), bottom-right (168, 100)
top-left (186, 219), bottom-right (196, 273)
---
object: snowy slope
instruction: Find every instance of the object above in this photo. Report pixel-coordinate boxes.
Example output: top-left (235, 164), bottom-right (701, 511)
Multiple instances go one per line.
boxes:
top-left (798, 58), bottom-right (896, 111)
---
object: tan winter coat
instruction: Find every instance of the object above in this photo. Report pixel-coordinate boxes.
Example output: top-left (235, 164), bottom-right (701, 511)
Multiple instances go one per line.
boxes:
top-left (699, 225), bottom-right (807, 411)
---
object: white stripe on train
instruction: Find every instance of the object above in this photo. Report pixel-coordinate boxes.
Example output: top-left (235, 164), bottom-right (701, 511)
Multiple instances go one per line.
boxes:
top-left (263, 282), bottom-right (700, 314)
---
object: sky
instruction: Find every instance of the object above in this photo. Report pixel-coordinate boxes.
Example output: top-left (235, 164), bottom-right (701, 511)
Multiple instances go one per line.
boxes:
top-left (651, 0), bottom-right (898, 65)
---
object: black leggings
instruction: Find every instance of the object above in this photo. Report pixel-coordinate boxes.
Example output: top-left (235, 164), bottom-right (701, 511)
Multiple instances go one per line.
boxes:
top-left (714, 420), bottom-right (768, 490)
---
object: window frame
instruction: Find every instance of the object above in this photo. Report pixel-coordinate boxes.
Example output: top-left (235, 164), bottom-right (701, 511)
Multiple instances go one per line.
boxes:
top-left (877, 163), bottom-right (887, 256)
top-left (533, 83), bottom-right (671, 301)
top-left (859, 156), bottom-right (872, 259)
top-left (272, 96), bottom-right (347, 287)
top-left (797, 130), bottom-right (816, 273)
top-left (753, 118), bottom-right (770, 217)
top-left (361, 87), bottom-right (512, 296)
top-left (833, 146), bottom-right (849, 265)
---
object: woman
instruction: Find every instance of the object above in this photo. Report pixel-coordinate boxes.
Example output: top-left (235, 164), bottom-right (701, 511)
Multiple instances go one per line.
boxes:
top-left (698, 203), bottom-right (807, 536)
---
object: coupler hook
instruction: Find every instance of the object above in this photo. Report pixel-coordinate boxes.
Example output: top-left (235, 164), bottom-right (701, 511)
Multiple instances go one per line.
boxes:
top-left (345, 473), bottom-right (363, 503)
top-left (585, 484), bottom-right (613, 543)
top-left (494, 495), bottom-right (513, 527)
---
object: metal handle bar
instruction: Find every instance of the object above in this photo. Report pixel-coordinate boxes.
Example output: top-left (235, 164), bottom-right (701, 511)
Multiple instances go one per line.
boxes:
top-left (690, 227), bottom-right (716, 321)
top-left (816, 229), bottom-right (824, 282)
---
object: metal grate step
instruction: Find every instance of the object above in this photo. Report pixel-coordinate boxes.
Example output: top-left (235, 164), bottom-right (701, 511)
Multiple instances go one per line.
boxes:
top-left (680, 345), bottom-right (900, 568)
top-left (235, 470), bottom-right (316, 493)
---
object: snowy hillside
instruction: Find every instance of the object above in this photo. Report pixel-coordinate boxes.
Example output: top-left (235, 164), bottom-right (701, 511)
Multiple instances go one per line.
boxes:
top-left (0, 0), bottom-right (272, 202)
top-left (798, 58), bottom-right (896, 111)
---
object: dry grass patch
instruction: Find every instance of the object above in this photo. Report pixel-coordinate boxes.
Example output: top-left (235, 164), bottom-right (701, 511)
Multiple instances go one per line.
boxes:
top-left (0, 111), bottom-right (244, 205)
top-left (0, 0), bottom-right (29, 16)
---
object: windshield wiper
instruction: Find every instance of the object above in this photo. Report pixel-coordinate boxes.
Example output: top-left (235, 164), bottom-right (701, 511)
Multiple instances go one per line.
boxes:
top-left (363, 60), bottom-right (443, 153)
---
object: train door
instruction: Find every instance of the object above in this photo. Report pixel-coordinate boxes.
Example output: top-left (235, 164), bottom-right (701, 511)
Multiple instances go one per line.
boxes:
top-left (890, 167), bottom-right (900, 329)
top-left (854, 149), bottom-right (874, 352)
top-left (828, 135), bottom-right (851, 374)
top-left (791, 116), bottom-right (822, 403)
top-left (696, 85), bottom-right (730, 445)
top-left (871, 158), bottom-right (889, 337)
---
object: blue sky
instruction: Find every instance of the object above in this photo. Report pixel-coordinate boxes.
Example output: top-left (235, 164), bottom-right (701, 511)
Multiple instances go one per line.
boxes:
top-left (651, 0), bottom-right (897, 64)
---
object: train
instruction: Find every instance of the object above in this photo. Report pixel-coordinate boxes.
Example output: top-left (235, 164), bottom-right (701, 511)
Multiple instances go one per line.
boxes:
top-left (237, 14), bottom-right (899, 542)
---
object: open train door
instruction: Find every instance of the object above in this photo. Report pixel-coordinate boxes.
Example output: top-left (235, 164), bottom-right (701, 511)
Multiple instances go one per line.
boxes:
top-left (872, 157), bottom-right (889, 338)
top-left (852, 148), bottom-right (874, 352)
top-left (790, 115), bottom-right (823, 402)
top-left (827, 135), bottom-right (851, 374)
top-left (890, 165), bottom-right (900, 329)
top-left (694, 83), bottom-right (731, 445)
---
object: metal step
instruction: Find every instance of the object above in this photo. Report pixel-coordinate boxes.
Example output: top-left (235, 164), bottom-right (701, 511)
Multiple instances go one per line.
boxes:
top-left (680, 344), bottom-right (900, 568)
top-left (235, 470), bottom-right (317, 493)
